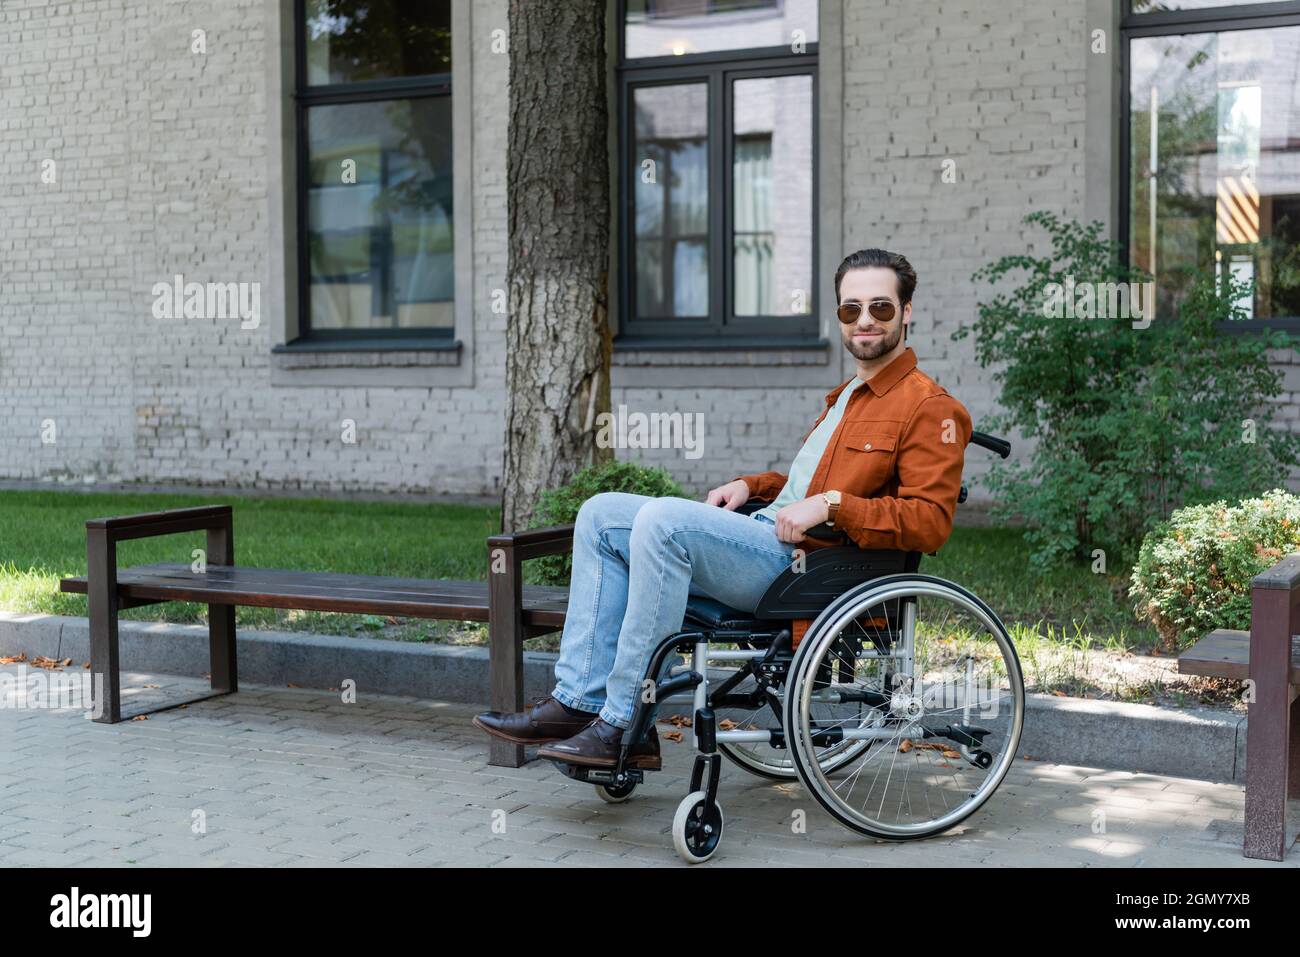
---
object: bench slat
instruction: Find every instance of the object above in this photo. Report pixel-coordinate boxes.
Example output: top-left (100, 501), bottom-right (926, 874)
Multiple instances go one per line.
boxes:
top-left (105, 563), bottom-right (499, 596)
top-left (59, 564), bottom-right (569, 628)
top-left (1177, 628), bottom-right (1300, 684)
top-left (85, 563), bottom-right (503, 602)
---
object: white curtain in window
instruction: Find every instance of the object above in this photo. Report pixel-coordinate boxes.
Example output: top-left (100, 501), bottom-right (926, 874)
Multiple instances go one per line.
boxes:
top-left (733, 135), bottom-right (773, 315)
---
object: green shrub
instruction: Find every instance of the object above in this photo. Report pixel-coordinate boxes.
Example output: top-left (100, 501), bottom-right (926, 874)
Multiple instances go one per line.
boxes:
top-left (528, 460), bottom-right (684, 586)
top-left (955, 211), bottom-right (1300, 568)
top-left (1129, 489), bottom-right (1300, 651)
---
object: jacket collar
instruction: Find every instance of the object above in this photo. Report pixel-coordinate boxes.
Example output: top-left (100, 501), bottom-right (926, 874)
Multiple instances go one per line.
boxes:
top-left (823, 347), bottom-right (918, 405)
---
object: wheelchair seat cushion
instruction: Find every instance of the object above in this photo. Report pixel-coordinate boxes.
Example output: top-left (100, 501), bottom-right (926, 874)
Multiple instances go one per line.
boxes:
top-left (683, 595), bottom-right (768, 630)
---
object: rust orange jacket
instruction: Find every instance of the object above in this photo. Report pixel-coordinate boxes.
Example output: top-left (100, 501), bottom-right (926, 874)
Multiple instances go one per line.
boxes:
top-left (734, 347), bottom-right (971, 554)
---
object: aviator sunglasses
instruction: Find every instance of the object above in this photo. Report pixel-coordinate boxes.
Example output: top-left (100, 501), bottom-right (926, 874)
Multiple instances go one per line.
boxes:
top-left (837, 298), bottom-right (900, 324)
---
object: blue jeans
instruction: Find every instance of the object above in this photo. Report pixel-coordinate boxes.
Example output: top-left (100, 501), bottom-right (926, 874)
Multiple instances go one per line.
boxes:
top-left (552, 492), bottom-right (797, 729)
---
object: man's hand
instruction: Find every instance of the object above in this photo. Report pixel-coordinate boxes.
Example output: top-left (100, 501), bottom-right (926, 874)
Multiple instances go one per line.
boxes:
top-left (705, 479), bottom-right (750, 510)
top-left (774, 496), bottom-right (831, 544)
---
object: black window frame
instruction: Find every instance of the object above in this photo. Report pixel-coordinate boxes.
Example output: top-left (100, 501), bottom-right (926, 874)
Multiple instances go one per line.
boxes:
top-left (1119, 0), bottom-right (1300, 334)
top-left (291, 0), bottom-right (455, 346)
top-left (617, 1), bottom-right (820, 346)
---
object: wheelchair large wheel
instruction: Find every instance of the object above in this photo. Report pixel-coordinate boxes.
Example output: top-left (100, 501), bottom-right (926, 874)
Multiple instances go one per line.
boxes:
top-left (783, 575), bottom-right (1024, 841)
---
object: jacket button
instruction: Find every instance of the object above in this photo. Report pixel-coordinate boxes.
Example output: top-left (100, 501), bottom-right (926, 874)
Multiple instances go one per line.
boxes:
top-left (864, 442), bottom-right (872, 450)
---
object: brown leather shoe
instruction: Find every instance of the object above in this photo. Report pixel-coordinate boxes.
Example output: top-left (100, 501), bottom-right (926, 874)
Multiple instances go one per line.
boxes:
top-left (472, 695), bottom-right (597, 745)
top-left (537, 718), bottom-right (662, 770)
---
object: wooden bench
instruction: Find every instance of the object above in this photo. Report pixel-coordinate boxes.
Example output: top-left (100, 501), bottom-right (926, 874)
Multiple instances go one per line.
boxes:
top-left (58, 505), bottom-right (576, 768)
top-left (1178, 553), bottom-right (1300, 861)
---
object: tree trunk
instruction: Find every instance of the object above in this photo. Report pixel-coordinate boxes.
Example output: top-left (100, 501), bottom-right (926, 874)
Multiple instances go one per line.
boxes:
top-left (501, 1), bottom-right (612, 532)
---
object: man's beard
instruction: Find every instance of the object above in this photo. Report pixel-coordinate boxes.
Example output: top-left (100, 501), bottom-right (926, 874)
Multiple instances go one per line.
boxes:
top-left (844, 322), bottom-right (903, 360)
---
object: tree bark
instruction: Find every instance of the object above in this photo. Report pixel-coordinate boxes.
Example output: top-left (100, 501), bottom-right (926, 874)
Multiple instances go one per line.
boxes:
top-left (502, 0), bottom-right (612, 532)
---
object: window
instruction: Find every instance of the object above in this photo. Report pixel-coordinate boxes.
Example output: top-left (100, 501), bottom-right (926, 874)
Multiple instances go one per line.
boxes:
top-left (1122, 1), bottom-right (1300, 326)
top-left (619, 0), bottom-right (818, 342)
top-left (295, 0), bottom-right (454, 342)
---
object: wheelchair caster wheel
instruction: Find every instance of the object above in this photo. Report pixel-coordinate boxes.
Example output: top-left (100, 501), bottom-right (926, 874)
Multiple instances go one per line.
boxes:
top-left (672, 790), bottom-right (724, 864)
top-left (973, 750), bottom-right (993, 769)
top-left (595, 779), bottom-right (637, 804)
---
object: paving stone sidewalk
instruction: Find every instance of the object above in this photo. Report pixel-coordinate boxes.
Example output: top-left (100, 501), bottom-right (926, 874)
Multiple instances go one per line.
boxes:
top-left (0, 664), bottom-right (1294, 868)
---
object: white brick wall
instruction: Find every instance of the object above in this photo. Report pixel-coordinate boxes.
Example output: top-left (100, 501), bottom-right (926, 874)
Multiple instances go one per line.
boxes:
top-left (0, 0), bottom-right (515, 497)
top-left (11, 0), bottom-right (1287, 503)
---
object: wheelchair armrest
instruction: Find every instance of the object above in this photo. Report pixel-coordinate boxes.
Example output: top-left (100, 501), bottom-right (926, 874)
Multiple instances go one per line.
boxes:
top-left (734, 498), bottom-right (769, 516)
top-left (802, 521), bottom-right (847, 543)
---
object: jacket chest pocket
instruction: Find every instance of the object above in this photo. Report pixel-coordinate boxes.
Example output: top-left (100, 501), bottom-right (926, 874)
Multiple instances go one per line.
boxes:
top-left (839, 429), bottom-right (898, 491)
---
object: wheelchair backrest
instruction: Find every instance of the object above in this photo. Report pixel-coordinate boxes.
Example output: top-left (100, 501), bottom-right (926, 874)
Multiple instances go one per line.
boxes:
top-left (753, 546), bottom-right (921, 620)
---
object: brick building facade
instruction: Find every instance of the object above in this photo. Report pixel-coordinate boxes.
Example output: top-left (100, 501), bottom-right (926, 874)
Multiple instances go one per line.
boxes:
top-left (2, 0), bottom-right (1297, 501)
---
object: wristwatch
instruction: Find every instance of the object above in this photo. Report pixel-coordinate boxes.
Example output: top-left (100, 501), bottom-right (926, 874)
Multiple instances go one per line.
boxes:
top-left (821, 490), bottom-right (842, 527)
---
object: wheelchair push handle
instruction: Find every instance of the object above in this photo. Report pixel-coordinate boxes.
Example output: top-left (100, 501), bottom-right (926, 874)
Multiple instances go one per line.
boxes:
top-left (969, 431), bottom-right (1011, 459)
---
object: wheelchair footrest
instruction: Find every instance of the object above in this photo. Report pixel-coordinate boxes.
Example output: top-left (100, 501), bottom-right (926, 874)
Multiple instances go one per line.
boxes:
top-left (919, 723), bottom-right (992, 749)
top-left (550, 762), bottom-right (647, 787)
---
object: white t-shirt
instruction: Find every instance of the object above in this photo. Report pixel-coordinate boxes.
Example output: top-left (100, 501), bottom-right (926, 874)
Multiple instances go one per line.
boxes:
top-left (754, 376), bottom-right (865, 521)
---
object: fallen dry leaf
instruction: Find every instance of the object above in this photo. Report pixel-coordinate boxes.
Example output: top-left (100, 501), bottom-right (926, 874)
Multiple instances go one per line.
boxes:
top-left (143, 684), bottom-right (160, 690)
top-left (906, 741), bottom-right (953, 753)
top-left (899, 738), bottom-right (914, 753)
top-left (659, 713), bottom-right (693, 729)
top-left (0, 653), bottom-right (28, 664)
top-left (718, 718), bottom-right (738, 731)
top-left (30, 656), bottom-right (71, 671)
top-left (664, 730), bottom-right (684, 743)
top-left (131, 715), bottom-right (148, 721)
top-left (286, 682), bottom-right (299, 688)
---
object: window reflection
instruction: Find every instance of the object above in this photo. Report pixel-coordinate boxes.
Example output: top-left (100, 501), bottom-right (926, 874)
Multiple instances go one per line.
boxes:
top-left (1129, 26), bottom-right (1300, 319)
top-left (634, 84), bottom-right (710, 318)
top-left (305, 0), bottom-right (451, 86)
top-left (733, 75), bottom-right (813, 316)
top-left (307, 98), bottom-right (454, 331)
top-left (624, 0), bottom-right (817, 58)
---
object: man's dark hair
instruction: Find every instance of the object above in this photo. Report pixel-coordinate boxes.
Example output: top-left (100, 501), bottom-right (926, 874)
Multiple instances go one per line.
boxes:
top-left (834, 248), bottom-right (918, 305)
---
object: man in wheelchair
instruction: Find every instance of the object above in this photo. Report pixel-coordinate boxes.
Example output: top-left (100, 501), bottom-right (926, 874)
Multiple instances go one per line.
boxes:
top-left (475, 248), bottom-right (973, 770)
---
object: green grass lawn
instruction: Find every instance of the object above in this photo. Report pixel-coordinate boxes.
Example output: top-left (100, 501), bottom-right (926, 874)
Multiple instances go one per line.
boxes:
top-left (0, 489), bottom-right (1157, 652)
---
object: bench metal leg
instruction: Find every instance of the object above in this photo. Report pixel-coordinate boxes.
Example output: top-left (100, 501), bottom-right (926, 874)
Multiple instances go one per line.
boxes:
top-left (87, 528), bottom-right (121, 724)
top-left (1290, 695), bottom-right (1300, 801)
top-left (84, 511), bottom-right (239, 724)
top-left (209, 606), bottom-right (237, 694)
top-left (207, 524), bottom-right (238, 693)
top-left (488, 542), bottom-right (526, 768)
top-left (1243, 586), bottom-right (1293, 861)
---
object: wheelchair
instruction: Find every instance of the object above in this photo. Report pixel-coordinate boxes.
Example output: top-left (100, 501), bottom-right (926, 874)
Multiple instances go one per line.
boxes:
top-left (552, 432), bottom-right (1025, 864)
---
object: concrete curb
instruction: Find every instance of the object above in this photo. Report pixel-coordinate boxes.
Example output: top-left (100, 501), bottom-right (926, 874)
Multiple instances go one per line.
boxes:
top-left (0, 612), bottom-right (559, 706)
top-left (0, 612), bottom-right (1246, 783)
